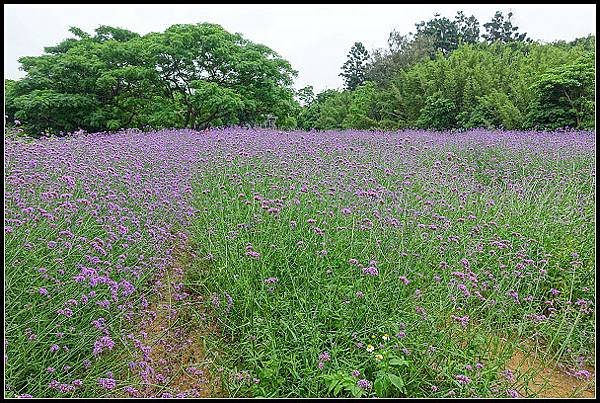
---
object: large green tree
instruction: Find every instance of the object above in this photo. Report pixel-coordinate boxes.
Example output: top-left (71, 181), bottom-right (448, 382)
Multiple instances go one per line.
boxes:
top-left (482, 11), bottom-right (530, 44)
top-left (343, 81), bottom-right (380, 129)
top-left (340, 42), bottom-right (370, 90)
top-left (9, 23), bottom-right (299, 135)
top-left (7, 12), bottom-right (596, 135)
top-left (366, 31), bottom-right (434, 85)
top-left (526, 54), bottom-right (595, 129)
top-left (414, 11), bottom-right (480, 56)
top-left (146, 23), bottom-right (298, 129)
top-left (5, 79), bottom-right (18, 124)
top-left (296, 85), bottom-right (316, 107)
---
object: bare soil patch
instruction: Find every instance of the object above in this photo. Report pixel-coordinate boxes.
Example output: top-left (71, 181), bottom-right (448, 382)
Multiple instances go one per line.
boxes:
top-left (506, 348), bottom-right (595, 398)
top-left (131, 246), bottom-right (223, 398)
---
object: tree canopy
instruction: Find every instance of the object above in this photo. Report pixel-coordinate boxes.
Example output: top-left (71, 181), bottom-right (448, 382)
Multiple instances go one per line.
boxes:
top-left (340, 42), bottom-right (370, 90)
top-left (414, 11), bottom-right (480, 56)
top-left (295, 10), bottom-right (595, 132)
top-left (7, 23), bottom-right (298, 136)
top-left (6, 10), bottom-right (596, 136)
top-left (482, 11), bottom-right (531, 43)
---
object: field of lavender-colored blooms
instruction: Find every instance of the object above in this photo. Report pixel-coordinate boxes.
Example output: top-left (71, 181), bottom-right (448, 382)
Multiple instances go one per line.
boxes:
top-left (4, 128), bottom-right (595, 398)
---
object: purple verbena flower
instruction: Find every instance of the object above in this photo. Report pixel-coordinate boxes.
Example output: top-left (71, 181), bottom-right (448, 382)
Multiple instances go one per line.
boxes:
top-left (456, 374), bottom-right (471, 385)
top-left (98, 377), bottom-right (116, 390)
top-left (357, 379), bottom-right (372, 390)
top-left (362, 266), bottom-right (379, 276)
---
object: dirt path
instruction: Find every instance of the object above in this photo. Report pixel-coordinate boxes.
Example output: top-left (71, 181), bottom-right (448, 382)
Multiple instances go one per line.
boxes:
top-left (506, 348), bottom-right (595, 398)
top-left (127, 245), bottom-right (222, 398)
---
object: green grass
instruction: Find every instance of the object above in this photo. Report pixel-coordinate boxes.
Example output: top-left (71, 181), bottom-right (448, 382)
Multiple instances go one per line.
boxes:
top-left (183, 142), bottom-right (594, 398)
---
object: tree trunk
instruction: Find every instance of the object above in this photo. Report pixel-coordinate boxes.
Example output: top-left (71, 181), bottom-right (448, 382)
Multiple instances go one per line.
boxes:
top-left (183, 109), bottom-right (190, 128)
top-left (563, 89), bottom-right (580, 128)
top-left (189, 110), bottom-right (197, 129)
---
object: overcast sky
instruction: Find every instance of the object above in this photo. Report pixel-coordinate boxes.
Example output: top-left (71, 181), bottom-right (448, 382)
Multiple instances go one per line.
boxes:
top-left (4, 4), bottom-right (596, 92)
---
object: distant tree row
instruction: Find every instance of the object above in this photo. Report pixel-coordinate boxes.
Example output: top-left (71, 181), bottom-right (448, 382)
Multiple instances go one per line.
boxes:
top-left (5, 23), bottom-right (299, 136)
top-left (4, 11), bottom-right (596, 136)
top-left (301, 11), bottom-right (595, 131)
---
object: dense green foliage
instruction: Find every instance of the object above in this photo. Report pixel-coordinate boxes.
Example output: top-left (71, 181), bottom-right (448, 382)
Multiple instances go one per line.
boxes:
top-left (340, 42), bottom-right (370, 90)
top-left (297, 11), bottom-right (595, 131)
top-left (414, 11), bottom-right (480, 56)
top-left (526, 54), bottom-right (596, 129)
top-left (4, 11), bottom-right (596, 135)
top-left (6, 24), bottom-right (297, 136)
top-left (482, 11), bottom-right (531, 44)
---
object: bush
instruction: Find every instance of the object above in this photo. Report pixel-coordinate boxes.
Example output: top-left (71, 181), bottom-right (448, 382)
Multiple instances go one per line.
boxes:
top-left (416, 92), bottom-right (456, 130)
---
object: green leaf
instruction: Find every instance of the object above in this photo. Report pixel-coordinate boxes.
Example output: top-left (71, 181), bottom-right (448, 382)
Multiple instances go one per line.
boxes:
top-left (389, 357), bottom-right (408, 367)
top-left (348, 384), bottom-right (363, 397)
top-left (333, 381), bottom-right (344, 396)
top-left (387, 373), bottom-right (405, 392)
top-left (374, 376), bottom-right (390, 397)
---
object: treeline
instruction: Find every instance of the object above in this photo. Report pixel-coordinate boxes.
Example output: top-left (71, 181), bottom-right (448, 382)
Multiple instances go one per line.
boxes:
top-left (5, 24), bottom-right (299, 136)
top-left (4, 11), bottom-right (596, 136)
top-left (297, 11), bottom-right (595, 131)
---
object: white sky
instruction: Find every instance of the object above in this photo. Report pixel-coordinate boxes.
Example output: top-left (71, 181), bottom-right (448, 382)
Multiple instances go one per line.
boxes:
top-left (4, 4), bottom-right (596, 92)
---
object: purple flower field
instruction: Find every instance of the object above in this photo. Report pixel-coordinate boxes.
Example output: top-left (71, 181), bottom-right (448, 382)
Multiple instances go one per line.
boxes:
top-left (4, 128), bottom-right (596, 398)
